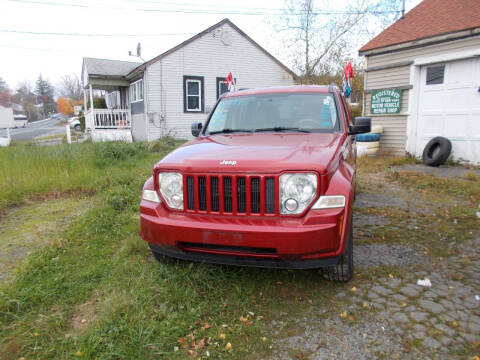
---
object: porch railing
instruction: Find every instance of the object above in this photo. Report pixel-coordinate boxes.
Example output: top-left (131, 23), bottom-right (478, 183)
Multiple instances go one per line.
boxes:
top-left (85, 109), bottom-right (131, 130)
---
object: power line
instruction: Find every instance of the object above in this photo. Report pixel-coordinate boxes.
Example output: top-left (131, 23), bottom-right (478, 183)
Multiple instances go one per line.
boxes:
top-left (0, 29), bottom-right (195, 37)
top-left (8, 0), bottom-right (401, 16)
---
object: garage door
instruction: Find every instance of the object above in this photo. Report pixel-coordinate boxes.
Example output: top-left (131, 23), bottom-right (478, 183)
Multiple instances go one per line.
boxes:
top-left (415, 57), bottom-right (480, 164)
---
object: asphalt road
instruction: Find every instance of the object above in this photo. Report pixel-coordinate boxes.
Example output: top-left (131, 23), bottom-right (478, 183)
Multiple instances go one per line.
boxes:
top-left (7, 117), bottom-right (66, 141)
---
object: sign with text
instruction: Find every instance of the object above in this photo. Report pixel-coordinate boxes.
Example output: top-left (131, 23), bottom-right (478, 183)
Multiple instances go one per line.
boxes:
top-left (370, 89), bottom-right (402, 114)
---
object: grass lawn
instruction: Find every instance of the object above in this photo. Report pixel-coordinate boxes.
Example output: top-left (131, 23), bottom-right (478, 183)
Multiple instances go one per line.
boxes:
top-left (0, 141), bottom-right (478, 359)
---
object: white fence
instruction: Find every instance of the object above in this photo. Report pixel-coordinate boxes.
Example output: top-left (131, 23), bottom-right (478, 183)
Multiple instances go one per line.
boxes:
top-left (85, 109), bottom-right (131, 130)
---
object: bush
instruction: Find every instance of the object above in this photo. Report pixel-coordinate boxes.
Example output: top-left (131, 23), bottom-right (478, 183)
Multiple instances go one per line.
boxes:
top-left (106, 184), bottom-right (139, 211)
top-left (147, 136), bottom-right (176, 153)
top-left (78, 110), bottom-right (85, 131)
top-left (93, 142), bottom-right (148, 168)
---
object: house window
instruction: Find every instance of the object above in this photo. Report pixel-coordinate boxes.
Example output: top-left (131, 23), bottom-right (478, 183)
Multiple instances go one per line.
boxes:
top-left (130, 79), bottom-right (143, 103)
top-left (216, 76), bottom-right (237, 99)
top-left (183, 76), bottom-right (204, 112)
top-left (426, 65), bottom-right (445, 85)
top-left (216, 77), bottom-right (228, 99)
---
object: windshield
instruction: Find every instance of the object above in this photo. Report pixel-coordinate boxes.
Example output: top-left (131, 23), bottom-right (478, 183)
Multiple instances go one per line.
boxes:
top-left (205, 93), bottom-right (340, 134)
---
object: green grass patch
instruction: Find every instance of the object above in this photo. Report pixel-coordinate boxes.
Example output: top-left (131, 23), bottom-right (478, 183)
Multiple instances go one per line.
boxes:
top-left (0, 139), bottom-right (184, 212)
top-left (1, 150), bottom-right (478, 359)
top-left (356, 154), bottom-right (420, 174)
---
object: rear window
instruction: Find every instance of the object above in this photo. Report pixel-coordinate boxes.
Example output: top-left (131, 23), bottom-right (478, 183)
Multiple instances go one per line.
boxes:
top-left (206, 93), bottom-right (340, 133)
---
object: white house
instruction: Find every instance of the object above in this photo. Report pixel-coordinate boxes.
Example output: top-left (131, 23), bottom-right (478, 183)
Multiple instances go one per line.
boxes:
top-left (359, 0), bottom-right (480, 164)
top-left (81, 18), bottom-right (295, 142)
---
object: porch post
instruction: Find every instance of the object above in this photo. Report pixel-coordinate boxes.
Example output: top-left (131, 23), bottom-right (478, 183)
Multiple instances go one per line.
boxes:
top-left (83, 88), bottom-right (87, 112)
top-left (89, 84), bottom-right (94, 111)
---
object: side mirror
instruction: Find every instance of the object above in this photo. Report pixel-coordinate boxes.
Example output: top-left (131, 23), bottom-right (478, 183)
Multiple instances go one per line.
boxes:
top-left (349, 117), bottom-right (371, 135)
top-left (191, 122), bottom-right (202, 137)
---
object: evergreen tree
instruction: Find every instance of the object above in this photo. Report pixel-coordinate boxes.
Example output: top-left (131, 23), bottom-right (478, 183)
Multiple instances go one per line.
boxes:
top-left (35, 74), bottom-right (56, 116)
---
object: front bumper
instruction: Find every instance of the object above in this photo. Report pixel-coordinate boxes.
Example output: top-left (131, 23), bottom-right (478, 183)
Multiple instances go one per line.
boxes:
top-left (140, 200), bottom-right (348, 270)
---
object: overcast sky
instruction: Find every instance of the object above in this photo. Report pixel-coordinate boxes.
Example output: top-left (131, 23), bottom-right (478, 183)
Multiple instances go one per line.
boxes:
top-left (0, 0), bottom-right (421, 90)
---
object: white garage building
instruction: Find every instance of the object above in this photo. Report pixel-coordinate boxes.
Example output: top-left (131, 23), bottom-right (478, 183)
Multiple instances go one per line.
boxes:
top-left (359, 0), bottom-right (480, 164)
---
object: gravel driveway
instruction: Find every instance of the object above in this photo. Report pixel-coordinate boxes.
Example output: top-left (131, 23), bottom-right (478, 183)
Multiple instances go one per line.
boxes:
top-left (266, 160), bottom-right (480, 359)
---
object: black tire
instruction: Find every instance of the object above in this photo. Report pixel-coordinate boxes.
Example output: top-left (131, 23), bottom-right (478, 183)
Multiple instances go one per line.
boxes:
top-left (74, 124), bottom-right (82, 132)
top-left (323, 219), bottom-right (354, 282)
top-left (422, 137), bottom-right (451, 167)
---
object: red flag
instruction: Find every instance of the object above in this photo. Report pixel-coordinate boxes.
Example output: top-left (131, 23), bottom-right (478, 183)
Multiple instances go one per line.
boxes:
top-left (226, 72), bottom-right (234, 87)
top-left (344, 62), bottom-right (354, 81)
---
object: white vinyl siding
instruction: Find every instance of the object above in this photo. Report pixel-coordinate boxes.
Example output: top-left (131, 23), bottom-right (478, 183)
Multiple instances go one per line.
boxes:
top-left (144, 22), bottom-right (294, 140)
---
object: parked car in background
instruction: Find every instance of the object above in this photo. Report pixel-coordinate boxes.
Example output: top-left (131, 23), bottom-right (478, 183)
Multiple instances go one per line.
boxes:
top-left (140, 85), bottom-right (371, 282)
top-left (68, 117), bottom-right (81, 131)
top-left (13, 114), bottom-right (28, 128)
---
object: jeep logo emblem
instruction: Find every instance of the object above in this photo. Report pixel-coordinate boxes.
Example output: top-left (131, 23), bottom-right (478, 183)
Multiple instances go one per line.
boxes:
top-left (220, 160), bottom-right (237, 166)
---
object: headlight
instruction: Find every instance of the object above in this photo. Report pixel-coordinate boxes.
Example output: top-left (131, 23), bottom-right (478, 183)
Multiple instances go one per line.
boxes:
top-left (142, 189), bottom-right (161, 203)
top-left (158, 172), bottom-right (183, 210)
top-left (279, 173), bottom-right (317, 214)
top-left (312, 195), bottom-right (345, 209)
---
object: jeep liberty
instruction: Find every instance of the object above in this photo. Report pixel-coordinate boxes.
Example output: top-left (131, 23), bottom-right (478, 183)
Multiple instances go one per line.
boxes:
top-left (140, 85), bottom-right (371, 281)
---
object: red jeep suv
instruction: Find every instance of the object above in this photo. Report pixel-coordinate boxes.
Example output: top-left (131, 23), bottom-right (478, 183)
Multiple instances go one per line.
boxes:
top-left (140, 85), bottom-right (370, 281)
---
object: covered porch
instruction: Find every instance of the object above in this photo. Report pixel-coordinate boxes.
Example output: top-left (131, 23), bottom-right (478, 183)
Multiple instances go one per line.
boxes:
top-left (83, 79), bottom-right (132, 142)
top-left (82, 57), bottom-right (142, 142)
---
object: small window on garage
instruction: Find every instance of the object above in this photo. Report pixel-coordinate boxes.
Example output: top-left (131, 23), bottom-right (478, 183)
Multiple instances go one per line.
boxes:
top-left (426, 65), bottom-right (445, 85)
top-left (183, 76), bottom-right (204, 113)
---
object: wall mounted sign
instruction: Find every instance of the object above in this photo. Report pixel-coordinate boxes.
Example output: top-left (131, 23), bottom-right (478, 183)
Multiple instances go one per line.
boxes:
top-left (370, 89), bottom-right (402, 114)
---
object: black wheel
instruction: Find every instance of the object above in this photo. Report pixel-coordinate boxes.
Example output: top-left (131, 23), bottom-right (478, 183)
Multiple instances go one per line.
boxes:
top-left (422, 137), bottom-right (451, 167)
top-left (323, 218), bottom-right (354, 282)
top-left (148, 243), bottom-right (176, 264)
top-left (74, 124), bottom-right (82, 132)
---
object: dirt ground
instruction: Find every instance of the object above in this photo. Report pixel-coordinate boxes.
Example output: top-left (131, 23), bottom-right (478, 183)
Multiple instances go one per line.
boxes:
top-left (0, 197), bottom-right (90, 280)
top-left (267, 161), bottom-right (480, 360)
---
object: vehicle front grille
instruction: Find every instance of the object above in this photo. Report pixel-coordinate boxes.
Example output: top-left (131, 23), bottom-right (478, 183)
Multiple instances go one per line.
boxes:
top-left (184, 174), bottom-right (277, 215)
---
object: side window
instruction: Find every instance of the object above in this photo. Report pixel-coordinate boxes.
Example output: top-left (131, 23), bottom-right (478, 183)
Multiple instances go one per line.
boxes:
top-left (426, 65), bottom-right (445, 85)
top-left (183, 76), bottom-right (204, 113)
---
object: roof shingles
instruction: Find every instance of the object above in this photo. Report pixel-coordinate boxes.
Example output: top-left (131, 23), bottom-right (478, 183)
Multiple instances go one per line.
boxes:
top-left (360, 0), bottom-right (480, 53)
top-left (83, 57), bottom-right (141, 77)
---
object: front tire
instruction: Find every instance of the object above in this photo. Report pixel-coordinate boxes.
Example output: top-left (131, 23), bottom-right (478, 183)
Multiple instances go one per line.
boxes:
top-left (323, 219), bottom-right (354, 282)
top-left (74, 124), bottom-right (81, 132)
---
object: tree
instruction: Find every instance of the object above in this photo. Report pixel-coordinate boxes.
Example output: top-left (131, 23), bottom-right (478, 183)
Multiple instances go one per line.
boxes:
top-left (57, 97), bottom-right (74, 115)
top-left (35, 74), bottom-right (56, 116)
top-left (0, 77), bottom-right (8, 92)
top-left (0, 91), bottom-right (11, 107)
top-left (58, 74), bottom-right (83, 101)
top-left (276, 0), bottom-right (403, 83)
top-left (13, 81), bottom-right (39, 121)
top-left (0, 77), bottom-right (11, 107)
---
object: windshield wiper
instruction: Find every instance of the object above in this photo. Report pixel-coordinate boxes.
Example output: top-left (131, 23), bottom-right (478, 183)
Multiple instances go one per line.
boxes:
top-left (208, 128), bottom-right (253, 135)
top-left (254, 127), bottom-right (311, 133)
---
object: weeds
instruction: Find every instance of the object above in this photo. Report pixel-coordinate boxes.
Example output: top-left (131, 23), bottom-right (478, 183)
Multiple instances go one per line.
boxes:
top-left (1, 148), bottom-right (478, 359)
top-left (0, 139), bottom-right (181, 212)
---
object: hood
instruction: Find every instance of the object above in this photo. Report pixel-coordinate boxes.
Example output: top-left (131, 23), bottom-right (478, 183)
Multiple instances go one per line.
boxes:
top-left (155, 133), bottom-right (344, 174)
